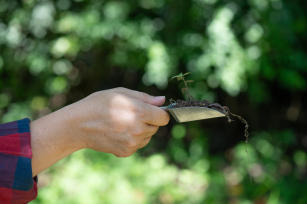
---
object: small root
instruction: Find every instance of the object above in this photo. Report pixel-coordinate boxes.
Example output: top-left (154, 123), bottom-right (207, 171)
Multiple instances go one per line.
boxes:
top-left (169, 98), bottom-right (176, 104)
top-left (225, 109), bottom-right (249, 145)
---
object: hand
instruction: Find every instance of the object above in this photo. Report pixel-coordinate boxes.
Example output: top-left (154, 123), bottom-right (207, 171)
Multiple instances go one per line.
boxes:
top-left (31, 87), bottom-right (169, 175)
top-left (71, 87), bottom-right (170, 157)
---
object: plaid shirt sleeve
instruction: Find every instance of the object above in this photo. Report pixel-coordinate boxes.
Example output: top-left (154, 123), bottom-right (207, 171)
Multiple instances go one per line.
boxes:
top-left (0, 118), bottom-right (38, 204)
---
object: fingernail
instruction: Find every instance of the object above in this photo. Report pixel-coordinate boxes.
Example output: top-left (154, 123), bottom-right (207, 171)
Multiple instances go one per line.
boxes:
top-left (153, 96), bottom-right (165, 104)
top-left (155, 96), bottom-right (165, 101)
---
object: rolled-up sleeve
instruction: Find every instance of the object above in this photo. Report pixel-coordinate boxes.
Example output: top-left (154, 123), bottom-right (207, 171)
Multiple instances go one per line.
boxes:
top-left (0, 118), bottom-right (37, 204)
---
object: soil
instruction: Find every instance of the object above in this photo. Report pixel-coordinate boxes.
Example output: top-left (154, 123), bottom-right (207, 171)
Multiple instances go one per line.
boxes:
top-left (170, 99), bottom-right (249, 144)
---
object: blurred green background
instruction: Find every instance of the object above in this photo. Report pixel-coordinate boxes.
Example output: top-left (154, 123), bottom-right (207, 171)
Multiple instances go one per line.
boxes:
top-left (1, 0), bottom-right (307, 203)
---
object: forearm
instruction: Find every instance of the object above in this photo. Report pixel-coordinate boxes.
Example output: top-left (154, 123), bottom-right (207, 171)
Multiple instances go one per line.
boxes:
top-left (30, 104), bottom-right (83, 176)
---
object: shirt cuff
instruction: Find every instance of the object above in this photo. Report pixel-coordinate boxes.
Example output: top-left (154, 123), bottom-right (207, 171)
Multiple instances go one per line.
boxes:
top-left (0, 118), bottom-right (38, 204)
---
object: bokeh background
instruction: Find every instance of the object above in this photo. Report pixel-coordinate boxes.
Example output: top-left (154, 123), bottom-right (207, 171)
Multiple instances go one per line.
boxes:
top-left (1, 0), bottom-right (307, 203)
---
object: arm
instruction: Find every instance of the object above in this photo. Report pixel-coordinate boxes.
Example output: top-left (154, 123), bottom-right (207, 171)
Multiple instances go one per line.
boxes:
top-left (30, 87), bottom-right (170, 176)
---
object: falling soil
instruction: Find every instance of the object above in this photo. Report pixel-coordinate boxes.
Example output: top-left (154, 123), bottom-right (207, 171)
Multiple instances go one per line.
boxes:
top-left (170, 99), bottom-right (249, 144)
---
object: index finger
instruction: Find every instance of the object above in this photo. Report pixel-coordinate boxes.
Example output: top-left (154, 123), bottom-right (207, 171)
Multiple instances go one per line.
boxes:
top-left (139, 102), bottom-right (170, 126)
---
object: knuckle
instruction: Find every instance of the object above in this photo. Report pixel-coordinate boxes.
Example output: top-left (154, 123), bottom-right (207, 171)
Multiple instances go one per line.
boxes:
top-left (115, 87), bottom-right (127, 92)
top-left (129, 103), bottom-right (139, 113)
top-left (114, 152), bottom-right (122, 157)
top-left (89, 91), bottom-right (102, 98)
top-left (140, 138), bottom-right (151, 148)
top-left (147, 132), bottom-right (155, 138)
top-left (126, 138), bottom-right (138, 148)
top-left (112, 123), bottom-right (127, 133)
top-left (137, 108), bottom-right (146, 118)
top-left (140, 92), bottom-right (150, 100)
top-left (118, 150), bottom-right (134, 158)
top-left (133, 127), bottom-right (145, 137)
top-left (116, 153), bottom-right (128, 158)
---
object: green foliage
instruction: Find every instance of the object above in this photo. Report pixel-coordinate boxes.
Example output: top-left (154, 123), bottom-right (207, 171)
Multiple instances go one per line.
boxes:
top-left (0, 0), bottom-right (306, 203)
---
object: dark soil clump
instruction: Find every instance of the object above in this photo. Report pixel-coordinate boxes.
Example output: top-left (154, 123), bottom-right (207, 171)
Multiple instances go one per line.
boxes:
top-left (170, 99), bottom-right (249, 143)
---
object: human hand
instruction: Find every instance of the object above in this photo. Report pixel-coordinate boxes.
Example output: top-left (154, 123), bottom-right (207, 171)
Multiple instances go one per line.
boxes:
top-left (30, 87), bottom-right (169, 175)
top-left (70, 87), bottom-right (170, 157)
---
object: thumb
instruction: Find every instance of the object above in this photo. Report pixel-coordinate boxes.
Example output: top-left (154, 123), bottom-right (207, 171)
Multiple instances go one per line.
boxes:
top-left (148, 96), bottom-right (165, 106)
top-left (117, 88), bottom-right (166, 106)
top-left (133, 93), bottom-right (165, 106)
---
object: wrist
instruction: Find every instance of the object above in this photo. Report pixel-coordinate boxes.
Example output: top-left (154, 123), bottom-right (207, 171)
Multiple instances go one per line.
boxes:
top-left (31, 105), bottom-right (83, 175)
top-left (54, 104), bottom-right (86, 150)
top-left (66, 105), bottom-right (97, 150)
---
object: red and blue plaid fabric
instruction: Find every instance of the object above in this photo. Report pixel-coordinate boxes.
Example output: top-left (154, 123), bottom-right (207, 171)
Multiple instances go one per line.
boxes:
top-left (0, 118), bottom-right (37, 204)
